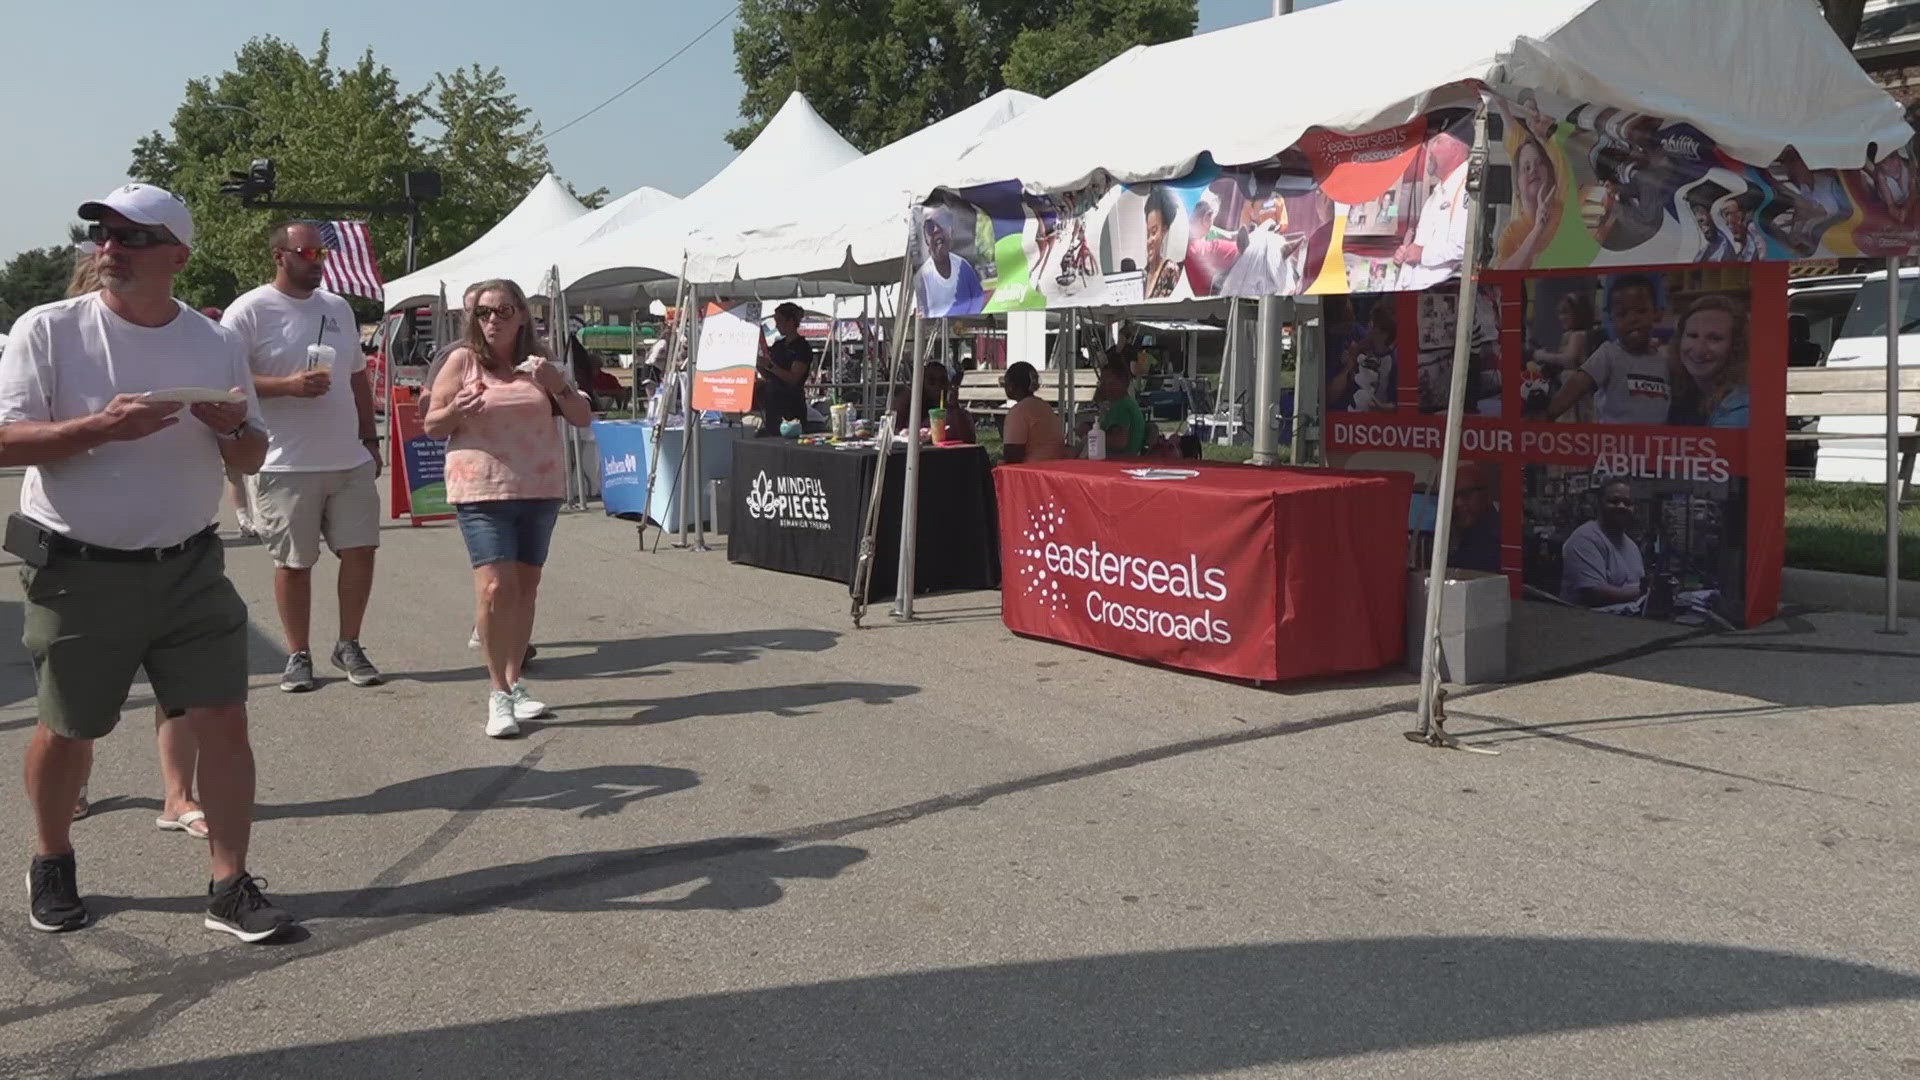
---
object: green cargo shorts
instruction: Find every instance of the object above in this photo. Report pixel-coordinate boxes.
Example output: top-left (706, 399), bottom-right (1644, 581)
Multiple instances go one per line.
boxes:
top-left (20, 534), bottom-right (249, 739)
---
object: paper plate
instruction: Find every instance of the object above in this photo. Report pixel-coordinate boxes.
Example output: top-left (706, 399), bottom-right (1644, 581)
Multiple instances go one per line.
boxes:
top-left (143, 387), bottom-right (244, 404)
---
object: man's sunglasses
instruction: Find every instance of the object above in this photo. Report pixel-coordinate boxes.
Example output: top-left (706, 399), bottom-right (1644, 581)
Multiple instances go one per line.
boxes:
top-left (85, 223), bottom-right (179, 249)
top-left (277, 246), bottom-right (329, 262)
top-left (473, 304), bottom-right (519, 322)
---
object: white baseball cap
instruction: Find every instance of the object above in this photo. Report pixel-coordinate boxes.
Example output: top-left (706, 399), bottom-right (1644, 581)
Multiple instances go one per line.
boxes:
top-left (77, 183), bottom-right (194, 246)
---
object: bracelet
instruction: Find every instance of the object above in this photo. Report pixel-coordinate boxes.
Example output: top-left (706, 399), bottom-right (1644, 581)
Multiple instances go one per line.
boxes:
top-left (220, 421), bottom-right (249, 441)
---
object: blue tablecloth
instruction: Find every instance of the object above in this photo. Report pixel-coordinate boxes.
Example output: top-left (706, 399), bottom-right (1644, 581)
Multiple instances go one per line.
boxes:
top-left (593, 420), bottom-right (741, 530)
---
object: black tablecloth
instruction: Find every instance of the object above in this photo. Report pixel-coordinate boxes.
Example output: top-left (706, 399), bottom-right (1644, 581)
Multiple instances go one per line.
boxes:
top-left (729, 440), bottom-right (999, 598)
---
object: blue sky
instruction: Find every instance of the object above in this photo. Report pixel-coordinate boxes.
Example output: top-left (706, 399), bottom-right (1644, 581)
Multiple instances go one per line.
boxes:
top-left (0, 0), bottom-right (1334, 264)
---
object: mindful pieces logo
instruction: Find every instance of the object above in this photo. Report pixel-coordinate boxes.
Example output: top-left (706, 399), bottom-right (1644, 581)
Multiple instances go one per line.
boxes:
top-left (746, 471), bottom-right (777, 519)
top-left (1011, 499), bottom-right (1069, 615)
top-left (746, 470), bottom-right (831, 529)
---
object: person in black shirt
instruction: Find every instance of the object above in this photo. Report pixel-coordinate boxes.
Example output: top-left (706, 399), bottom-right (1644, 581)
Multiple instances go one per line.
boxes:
top-left (759, 302), bottom-right (812, 433)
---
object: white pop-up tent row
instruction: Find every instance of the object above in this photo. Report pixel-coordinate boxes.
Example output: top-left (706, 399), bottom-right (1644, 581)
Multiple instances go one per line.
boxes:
top-left (873, 0), bottom-right (1918, 706)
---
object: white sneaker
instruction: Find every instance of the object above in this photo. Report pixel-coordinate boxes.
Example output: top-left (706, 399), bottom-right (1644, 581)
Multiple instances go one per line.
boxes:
top-left (485, 691), bottom-right (520, 738)
top-left (468, 626), bottom-right (482, 649)
top-left (508, 682), bottom-right (548, 721)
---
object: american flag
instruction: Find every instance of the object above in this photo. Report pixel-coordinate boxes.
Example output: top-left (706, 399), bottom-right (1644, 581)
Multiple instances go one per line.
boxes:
top-left (316, 220), bottom-right (385, 301)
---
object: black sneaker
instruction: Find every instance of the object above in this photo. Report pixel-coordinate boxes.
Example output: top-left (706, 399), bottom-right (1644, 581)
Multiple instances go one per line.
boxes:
top-left (27, 853), bottom-right (88, 932)
top-left (279, 650), bottom-right (315, 693)
top-left (331, 640), bottom-right (384, 687)
top-left (205, 872), bottom-right (293, 943)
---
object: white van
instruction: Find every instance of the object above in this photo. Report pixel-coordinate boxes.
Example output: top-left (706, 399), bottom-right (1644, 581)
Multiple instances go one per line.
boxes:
top-left (1809, 267), bottom-right (1919, 483)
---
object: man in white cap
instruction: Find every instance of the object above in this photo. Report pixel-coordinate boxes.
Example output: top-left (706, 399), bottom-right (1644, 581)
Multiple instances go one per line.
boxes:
top-left (0, 182), bottom-right (294, 943)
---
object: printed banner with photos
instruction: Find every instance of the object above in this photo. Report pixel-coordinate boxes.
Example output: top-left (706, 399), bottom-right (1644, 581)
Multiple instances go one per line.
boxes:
top-left (1323, 262), bottom-right (1789, 631)
top-left (912, 90), bottom-right (1920, 314)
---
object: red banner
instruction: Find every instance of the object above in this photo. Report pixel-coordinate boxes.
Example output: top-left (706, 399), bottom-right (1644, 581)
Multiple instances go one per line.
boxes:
top-left (995, 461), bottom-right (1411, 682)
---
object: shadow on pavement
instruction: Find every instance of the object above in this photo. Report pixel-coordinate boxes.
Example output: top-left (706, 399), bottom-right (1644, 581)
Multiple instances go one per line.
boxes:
top-left (558, 681), bottom-right (922, 726)
top-left (95, 836), bottom-right (867, 923)
top-left (398, 628), bottom-right (843, 686)
top-left (249, 764), bottom-right (700, 821)
top-left (98, 936), bottom-right (1920, 1078)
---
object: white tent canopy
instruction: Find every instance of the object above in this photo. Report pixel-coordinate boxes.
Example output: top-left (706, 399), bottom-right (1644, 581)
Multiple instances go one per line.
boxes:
top-left (564, 92), bottom-right (862, 295)
top-left (463, 184), bottom-right (680, 303)
top-left (382, 174), bottom-right (586, 309)
top-left (685, 89), bottom-right (1040, 286)
top-left (939, 0), bottom-right (1911, 197)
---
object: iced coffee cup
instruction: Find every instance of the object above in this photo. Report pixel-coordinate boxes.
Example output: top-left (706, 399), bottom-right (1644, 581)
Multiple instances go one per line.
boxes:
top-left (306, 343), bottom-right (336, 372)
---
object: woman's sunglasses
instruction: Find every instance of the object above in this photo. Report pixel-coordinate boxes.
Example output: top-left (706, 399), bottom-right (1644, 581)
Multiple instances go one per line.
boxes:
top-left (85, 223), bottom-right (179, 249)
top-left (278, 246), bottom-right (329, 262)
top-left (473, 304), bottom-right (519, 322)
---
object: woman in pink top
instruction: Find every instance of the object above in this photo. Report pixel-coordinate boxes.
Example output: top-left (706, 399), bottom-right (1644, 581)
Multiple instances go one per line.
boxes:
top-left (424, 279), bottom-right (592, 737)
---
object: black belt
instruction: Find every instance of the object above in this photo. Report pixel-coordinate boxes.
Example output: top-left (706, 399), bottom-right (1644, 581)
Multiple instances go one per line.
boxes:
top-left (50, 525), bottom-right (217, 564)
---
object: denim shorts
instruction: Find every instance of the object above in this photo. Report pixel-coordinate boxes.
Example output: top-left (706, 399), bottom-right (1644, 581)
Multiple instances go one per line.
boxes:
top-left (454, 499), bottom-right (562, 568)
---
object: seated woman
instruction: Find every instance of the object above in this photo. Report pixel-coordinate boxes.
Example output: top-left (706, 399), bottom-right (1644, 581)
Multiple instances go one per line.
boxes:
top-left (889, 360), bottom-right (977, 443)
top-left (999, 361), bottom-right (1066, 464)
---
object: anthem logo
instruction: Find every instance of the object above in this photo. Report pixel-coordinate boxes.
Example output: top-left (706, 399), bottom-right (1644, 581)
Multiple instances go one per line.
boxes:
top-left (603, 452), bottom-right (639, 478)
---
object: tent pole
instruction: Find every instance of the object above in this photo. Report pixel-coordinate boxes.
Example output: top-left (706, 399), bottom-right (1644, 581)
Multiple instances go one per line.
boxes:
top-left (853, 256), bottom-right (919, 626)
top-left (637, 272), bottom-right (691, 551)
top-left (1885, 255), bottom-right (1903, 633)
top-left (677, 286), bottom-right (700, 550)
top-left (1252, 297), bottom-right (1281, 464)
top-left (1415, 101), bottom-right (1492, 744)
top-left (893, 312), bottom-right (931, 619)
top-left (688, 287), bottom-right (709, 553)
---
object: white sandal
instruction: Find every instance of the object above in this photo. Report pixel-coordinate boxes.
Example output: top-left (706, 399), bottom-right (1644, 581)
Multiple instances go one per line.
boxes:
top-left (155, 809), bottom-right (209, 840)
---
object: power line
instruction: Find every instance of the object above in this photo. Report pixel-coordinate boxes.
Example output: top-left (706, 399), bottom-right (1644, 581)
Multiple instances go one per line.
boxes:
top-left (543, 6), bottom-right (741, 142)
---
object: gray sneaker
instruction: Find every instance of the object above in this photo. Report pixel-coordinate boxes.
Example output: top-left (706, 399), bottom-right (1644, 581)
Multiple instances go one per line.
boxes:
top-left (331, 640), bottom-right (384, 687)
top-left (279, 651), bottom-right (315, 693)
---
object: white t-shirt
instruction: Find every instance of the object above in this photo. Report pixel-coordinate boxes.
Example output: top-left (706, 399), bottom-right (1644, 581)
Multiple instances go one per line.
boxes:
top-left (1560, 519), bottom-right (1646, 605)
top-left (919, 258), bottom-right (959, 318)
top-left (223, 284), bottom-right (368, 472)
top-left (0, 294), bottom-right (263, 549)
top-left (1581, 339), bottom-right (1671, 425)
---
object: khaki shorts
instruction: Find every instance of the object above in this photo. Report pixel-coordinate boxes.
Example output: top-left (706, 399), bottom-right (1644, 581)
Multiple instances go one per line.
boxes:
top-left (254, 462), bottom-right (382, 569)
top-left (21, 534), bottom-right (249, 740)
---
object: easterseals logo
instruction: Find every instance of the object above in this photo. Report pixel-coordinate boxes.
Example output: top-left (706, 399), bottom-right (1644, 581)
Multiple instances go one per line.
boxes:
top-left (1009, 499), bottom-right (1233, 644)
top-left (745, 470), bottom-right (831, 529)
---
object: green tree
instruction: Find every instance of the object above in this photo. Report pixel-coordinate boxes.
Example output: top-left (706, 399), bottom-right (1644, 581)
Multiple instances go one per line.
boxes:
top-left (727, 0), bottom-right (1196, 152)
top-left (0, 227), bottom-right (90, 326)
top-left (1000, 0), bottom-right (1196, 98)
top-left (129, 35), bottom-right (581, 311)
top-left (0, 245), bottom-right (76, 328)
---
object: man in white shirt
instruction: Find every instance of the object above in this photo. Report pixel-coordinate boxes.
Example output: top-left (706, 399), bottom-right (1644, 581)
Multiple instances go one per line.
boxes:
top-left (1395, 127), bottom-right (1472, 291)
top-left (224, 222), bottom-right (384, 693)
top-left (0, 183), bottom-right (292, 942)
top-left (1560, 479), bottom-right (1647, 611)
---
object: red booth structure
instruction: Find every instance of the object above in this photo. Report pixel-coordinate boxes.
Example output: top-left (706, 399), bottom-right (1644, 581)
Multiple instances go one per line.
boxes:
top-left (994, 461), bottom-right (1412, 682)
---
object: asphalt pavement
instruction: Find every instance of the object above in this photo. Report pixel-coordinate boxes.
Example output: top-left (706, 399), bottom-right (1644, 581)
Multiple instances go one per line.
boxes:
top-left (2, 471), bottom-right (1917, 1078)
